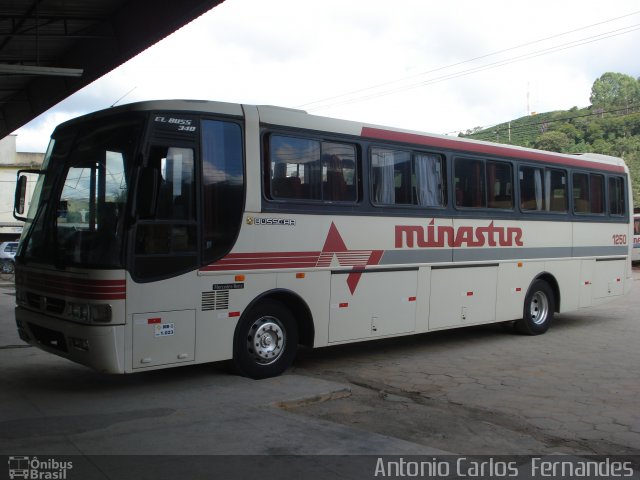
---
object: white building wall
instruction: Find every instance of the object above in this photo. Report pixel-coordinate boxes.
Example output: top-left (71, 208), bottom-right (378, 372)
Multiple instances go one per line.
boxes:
top-left (0, 135), bottom-right (44, 238)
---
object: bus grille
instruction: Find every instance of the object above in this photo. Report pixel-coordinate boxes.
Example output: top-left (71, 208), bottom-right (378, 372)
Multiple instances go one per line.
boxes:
top-left (26, 293), bottom-right (66, 315)
top-left (201, 291), bottom-right (229, 311)
top-left (28, 323), bottom-right (68, 353)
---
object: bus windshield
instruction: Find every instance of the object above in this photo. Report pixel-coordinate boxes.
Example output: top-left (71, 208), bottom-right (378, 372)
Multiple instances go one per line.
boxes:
top-left (19, 115), bottom-right (146, 269)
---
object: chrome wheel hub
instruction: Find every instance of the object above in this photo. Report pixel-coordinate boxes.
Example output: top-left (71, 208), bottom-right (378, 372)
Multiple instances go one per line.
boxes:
top-left (248, 316), bottom-right (285, 365)
top-left (530, 291), bottom-right (549, 325)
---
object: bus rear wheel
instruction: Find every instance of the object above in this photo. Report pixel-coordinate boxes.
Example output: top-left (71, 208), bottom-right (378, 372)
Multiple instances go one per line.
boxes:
top-left (515, 279), bottom-right (554, 335)
top-left (233, 299), bottom-right (298, 379)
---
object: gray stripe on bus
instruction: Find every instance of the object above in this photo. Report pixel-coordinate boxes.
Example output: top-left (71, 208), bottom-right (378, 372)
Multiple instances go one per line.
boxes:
top-left (380, 246), bottom-right (628, 265)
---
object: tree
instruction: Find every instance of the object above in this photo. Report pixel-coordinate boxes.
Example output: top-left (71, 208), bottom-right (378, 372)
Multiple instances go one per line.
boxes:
top-left (552, 123), bottom-right (582, 143)
top-left (534, 131), bottom-right (571, 152)
top-left (590, 72), bottom-right (640, 111)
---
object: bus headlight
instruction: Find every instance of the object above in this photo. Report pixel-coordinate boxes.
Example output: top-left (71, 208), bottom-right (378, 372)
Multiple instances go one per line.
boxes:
top-left (67, 302), bottom-right (112, 323)
top-left (90, 304), bottom-right (112, 323)
top-left (70, 303), bottom-right (89, 321)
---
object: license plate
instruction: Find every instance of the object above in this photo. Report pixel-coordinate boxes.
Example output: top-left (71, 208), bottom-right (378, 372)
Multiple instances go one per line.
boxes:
top-left (155, 323), bottom-right (175, 337)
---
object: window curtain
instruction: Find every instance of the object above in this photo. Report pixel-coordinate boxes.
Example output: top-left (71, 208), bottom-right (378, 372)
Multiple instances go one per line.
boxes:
top-left (414, 153), bottom-right (440, 206)
top-left (544, 170), bottom-right (552, 211)
top-left (534, 168), bottom-right (543, 210)
top-left (374, 149), bottom-right (395, 204)
top-left (486, 163), bottom-right (497, 205)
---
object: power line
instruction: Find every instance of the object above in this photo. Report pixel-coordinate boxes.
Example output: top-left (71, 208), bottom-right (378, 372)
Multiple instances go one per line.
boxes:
top-left (297, 10), bottom-right (640, 110)
top-left (305, 23), bottom-right (640, 112)
top-left (463, 104), bottom-right (640, 140)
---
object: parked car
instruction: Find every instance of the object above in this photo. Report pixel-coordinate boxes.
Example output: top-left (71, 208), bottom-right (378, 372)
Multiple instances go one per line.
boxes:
top-left (0, 241), bottom-right (18, 274)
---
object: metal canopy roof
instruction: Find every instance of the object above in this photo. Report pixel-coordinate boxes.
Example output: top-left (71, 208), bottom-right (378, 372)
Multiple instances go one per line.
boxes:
top-left (0, 0), bottom-right (224, 139)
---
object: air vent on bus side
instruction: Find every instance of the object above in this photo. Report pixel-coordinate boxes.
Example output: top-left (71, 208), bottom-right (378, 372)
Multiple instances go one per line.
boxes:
top-left (201, 290), bottom-right (230, 311)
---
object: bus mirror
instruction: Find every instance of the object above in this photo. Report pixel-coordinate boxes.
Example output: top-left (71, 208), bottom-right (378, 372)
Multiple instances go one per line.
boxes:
top-left (15, 175), bottom-right (27, 217)
top-left (14, 169), bottom-right (43, 221)
top-left (137, 167), bottom-right (159, 219)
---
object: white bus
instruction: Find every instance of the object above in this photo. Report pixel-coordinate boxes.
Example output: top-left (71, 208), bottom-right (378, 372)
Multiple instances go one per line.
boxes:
top-left (634, 214), bottom-right (640, 262)
top-left (13, 100), bottom-right (633, 378)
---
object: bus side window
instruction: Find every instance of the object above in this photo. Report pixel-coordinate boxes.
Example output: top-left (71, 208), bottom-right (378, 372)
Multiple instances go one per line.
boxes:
top-left (322, 142), bottom-right (357, 202)
top-left (590, 174), bottom-right (604, 214)
top-left (572, 173), bottom-right (589, 214)
top-left (455, 158), bottom-right (485, 208)
top-left (135, 146), bottom-right (197, 263)
top-left (608, 176), bottom-right (625, 216)
top-left (487, 161), bottom-right (513, 209)
top-left (270, 136), bottom-right (321, 201)
top-left (201, 120), bottom-right (244, 264)
top-left (268, 135), bottom-right (357, 203)
top-left (572, 172), bottom-right (605, 215)
top-left (520, 167), bottom-right (567, 213)
top-left (371, 148), bottom-right (411, 205)
top-left (148, 146), bottom-right (195, 221)
top-left (548, 169), bottom-right (568, 212)
top-left (414, 152), bottom-right (445, 207)
top-left (520, 166), bottom-right (544, 211)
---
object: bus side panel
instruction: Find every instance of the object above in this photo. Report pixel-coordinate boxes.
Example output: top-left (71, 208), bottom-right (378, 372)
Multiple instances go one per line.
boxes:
top-left (195, 272), bottom-right (277, 364)
top-left (429, 266), bottom-right (497, 330)
top-left (542, 259), bottom-right (582, 312)
top-left (415, 266), bottom-right (432, 334)
top-left (592, 259), bottom-right (626, 302)
top-left (495, 261), bottom-right (541, 322)
top-left (572, 221), bottom-right (628, 258)
top-left (126, 272), bottom-right (200, 371)
top-left (328, 270), bottom-right (417, 343)
top-left (276, 270), bottom-right (331, 348)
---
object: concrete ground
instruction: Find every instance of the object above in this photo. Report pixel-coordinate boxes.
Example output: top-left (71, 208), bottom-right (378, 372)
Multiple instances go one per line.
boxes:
top-left (290, 266), bottom-right (640, 456)
top-left (0, 276), bottom-right (445, 457)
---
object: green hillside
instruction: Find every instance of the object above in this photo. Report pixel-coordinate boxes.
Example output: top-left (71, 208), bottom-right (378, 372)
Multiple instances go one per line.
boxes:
top-left (461, 72), bottom-right (640, 207)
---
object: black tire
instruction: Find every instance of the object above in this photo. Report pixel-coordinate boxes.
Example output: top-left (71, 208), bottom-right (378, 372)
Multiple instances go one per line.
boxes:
top-left (515, 279), bottom-right (554, 335)
top-left (233, 299), bottom-right (298, 379)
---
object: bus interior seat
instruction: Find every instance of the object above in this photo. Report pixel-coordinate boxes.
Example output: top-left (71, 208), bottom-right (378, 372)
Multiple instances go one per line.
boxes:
top-left (325, 170), bottom-right (347, 201)
top-left (272, 176), bottom-right (302, 199)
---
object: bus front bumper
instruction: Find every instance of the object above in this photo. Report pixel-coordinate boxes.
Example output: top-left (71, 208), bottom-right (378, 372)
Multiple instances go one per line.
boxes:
top-left (15, 306), bottom-right (125, 374)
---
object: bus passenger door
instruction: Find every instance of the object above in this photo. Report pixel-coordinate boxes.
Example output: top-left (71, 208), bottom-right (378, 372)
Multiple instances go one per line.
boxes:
top-left (328, 270), bottom-right (417, 343)
top-left (129, 138), bottom-right (199, 370)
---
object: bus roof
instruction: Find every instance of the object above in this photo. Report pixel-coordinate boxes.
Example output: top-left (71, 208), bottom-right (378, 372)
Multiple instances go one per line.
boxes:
top-left (256, 103), bottom-right (626, 173)
top-left (55, 99), bottom-right (627, 174)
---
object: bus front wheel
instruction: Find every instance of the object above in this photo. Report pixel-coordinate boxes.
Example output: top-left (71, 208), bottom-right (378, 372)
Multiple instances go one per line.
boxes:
top-left (233, 299), bottom-right (298, 379)
top-left (515, 279), bottom-right (554, 335)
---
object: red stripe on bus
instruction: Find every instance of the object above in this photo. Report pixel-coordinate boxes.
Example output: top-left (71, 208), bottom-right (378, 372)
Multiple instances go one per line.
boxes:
top-left (17, 272), bottom-right (126, 286)
top-left (201, 261), bottom-right (320, 272)
top-left (219, 251), bottom-right (321, 259)
top-left (211, 256), bottom-right (321, 265)
top-left (361, 127), bottom-right (626, 173)
top-left (16, 272), bottom-right (126, 300)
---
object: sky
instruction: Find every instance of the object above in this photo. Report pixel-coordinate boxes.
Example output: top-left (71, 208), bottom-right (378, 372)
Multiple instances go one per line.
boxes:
top-left (12, 0), bottom-right (640, 152)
